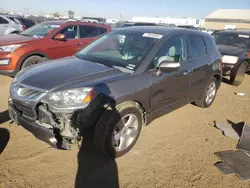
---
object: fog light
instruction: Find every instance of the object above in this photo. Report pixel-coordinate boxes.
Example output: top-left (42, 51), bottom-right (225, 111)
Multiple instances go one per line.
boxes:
top-left (0, 59), bottom-right (10, 65)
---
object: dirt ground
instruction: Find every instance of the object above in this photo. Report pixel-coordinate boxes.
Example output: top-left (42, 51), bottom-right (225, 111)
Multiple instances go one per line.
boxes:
top-left (0, 74), bottom-right (250, 188)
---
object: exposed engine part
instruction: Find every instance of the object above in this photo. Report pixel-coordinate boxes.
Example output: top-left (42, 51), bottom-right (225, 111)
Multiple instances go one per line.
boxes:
top-left (38, 105), bottom-right (60, 128)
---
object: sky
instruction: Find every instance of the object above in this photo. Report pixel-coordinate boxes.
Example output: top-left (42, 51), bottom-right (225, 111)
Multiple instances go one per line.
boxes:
top-left (1, 0), bottom-right (250, 20)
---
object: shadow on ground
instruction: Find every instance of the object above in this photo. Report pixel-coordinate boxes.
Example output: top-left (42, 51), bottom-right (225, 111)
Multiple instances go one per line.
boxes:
top-left (0, 110), bottom-right (10, 124)
top-left (75, 129), bottom-right (119, 188)
top-left (222, 77), bottom-right (231, 85)
top-left (0, 128), bottom-right (10, 155)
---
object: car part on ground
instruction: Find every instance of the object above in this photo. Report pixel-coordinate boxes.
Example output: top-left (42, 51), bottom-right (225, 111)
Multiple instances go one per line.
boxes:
top-left (0, 20), bottom-right (111, 76)
top-left (215, 150), bottom-right (250, 181)
top-left (8, 26), bottom-right (222, 157)
top-left (214, 122), bottom-right (250, 181)
top-left (213, 30), bottom-right (250, 86)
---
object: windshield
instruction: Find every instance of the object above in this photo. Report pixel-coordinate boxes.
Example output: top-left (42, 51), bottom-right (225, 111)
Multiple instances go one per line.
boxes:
top-left (77, 31), bottom-right (160, 71)
top-left (214, 33), bottom-right (250, 49)
top-left (20, 22), bottom-right (61, 38)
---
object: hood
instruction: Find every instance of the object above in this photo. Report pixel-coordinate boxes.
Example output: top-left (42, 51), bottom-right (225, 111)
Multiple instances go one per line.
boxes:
top-left (17, 56), bottom-right (129, 91)
top-left (217, 45), bottom-right (246, 56)
top-left (0, 34), bottom-right (39, 45)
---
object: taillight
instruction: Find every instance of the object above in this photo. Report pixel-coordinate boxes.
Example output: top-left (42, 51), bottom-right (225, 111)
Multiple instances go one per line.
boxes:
top-left (22, 25), bottom-right (27, 30)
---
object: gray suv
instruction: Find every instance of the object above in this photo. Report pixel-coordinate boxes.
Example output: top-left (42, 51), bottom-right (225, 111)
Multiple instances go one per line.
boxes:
top-left (8, 26), bottom-right (222, 158)
top-left (0, 15), bottom-right (23, 35)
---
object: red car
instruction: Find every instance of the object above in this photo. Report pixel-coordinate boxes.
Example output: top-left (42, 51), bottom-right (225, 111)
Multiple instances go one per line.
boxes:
top-left (0, 21), bottom-right (111, 76)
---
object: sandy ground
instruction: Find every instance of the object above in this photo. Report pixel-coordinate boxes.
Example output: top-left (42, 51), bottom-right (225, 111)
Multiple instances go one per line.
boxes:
top-left (0, 74), bottom-right (250, 188)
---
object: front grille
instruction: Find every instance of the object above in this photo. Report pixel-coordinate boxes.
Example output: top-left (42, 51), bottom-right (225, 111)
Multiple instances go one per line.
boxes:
top-left (13, 101), bottom-right (37, 119)
top-left (16, 85), bottom-right (43, 100)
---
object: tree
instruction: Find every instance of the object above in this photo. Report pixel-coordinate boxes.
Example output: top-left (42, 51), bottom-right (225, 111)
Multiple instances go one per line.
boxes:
top-left (53, 12), bottom-right (59, 17)
top-left (68, 10), bottom-right (74, 18)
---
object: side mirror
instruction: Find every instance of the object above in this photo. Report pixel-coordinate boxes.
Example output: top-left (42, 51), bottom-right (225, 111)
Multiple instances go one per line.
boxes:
top-left (54, 34), bottom-right (67, 41)
top-left (158, 61), bottom-right (180, 73)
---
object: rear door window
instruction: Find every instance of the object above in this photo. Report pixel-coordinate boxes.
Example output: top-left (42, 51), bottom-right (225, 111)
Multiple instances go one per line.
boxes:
top-left (188, 35), bottom-right (207, 59)
top-left (79, 25), bottom-right (99, 38)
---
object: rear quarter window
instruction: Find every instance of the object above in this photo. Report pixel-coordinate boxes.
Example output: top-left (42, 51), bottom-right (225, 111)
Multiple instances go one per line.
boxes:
top-left (188, 35), bottom-right (207, 58)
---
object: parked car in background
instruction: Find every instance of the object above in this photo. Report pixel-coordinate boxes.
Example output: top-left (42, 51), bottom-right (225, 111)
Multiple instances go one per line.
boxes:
top-left (177, 25), bottom-right (198, 30)
top-left (0, 14), bottom-right (23, 35)
top-left (8, 26), bottom-right (222, 157)
top-left (213, 29), bottom-right (250, 85)
top-left (6, 16), bottom-right (35, 30)
top-left (119, 22), bottom-right (157, 28)
top-left (0, 20), bottom-right (111, 76)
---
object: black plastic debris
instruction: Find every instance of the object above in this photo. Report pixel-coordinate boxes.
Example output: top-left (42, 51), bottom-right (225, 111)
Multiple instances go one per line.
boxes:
top-left (214, 121), bottom-right (250, 181)
top-left (215, 150), bottom-right (250, 181)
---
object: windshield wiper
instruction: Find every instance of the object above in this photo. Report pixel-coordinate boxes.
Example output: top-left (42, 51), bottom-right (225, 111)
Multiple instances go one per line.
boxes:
top-left (75, 55), bottom-right (113, 68)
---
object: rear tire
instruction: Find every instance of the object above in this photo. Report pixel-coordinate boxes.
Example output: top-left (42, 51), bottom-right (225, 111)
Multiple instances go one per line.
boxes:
top-left (230, 62), bottom-right (247, 86)
top-left (94, 101), bottom-right (143, 158)
top-left (194, 77), bottom-right (217, 108)
top-left (21, 55), bottom-right (48, 69)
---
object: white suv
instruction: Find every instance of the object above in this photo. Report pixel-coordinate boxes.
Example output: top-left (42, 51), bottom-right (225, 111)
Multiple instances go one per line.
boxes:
top-left (0, 15), bottom-right (23, 35)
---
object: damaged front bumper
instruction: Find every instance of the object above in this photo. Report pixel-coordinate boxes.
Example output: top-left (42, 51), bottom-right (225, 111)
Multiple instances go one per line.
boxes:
top-left (8, 100), bottom-right (81, 150)
top-left (8, 94), bottom-right (106, 150)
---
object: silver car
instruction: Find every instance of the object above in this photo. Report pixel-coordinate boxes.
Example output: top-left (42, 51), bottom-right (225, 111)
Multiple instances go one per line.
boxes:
top-left (0, 15), bottom-right (23, 35)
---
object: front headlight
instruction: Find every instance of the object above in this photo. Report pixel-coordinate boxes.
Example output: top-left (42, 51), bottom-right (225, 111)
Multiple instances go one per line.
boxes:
top-left (222, 55), bottom-right (239, 64)
top-left (42, 88), bottom-right (96, 111)
top-left (0, 44), bottom-right (25, 52)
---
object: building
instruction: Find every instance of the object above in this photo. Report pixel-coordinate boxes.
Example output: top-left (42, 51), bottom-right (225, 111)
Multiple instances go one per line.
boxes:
top-left (131, 17), bottom-right (202, 27)
top-left (204, 9), bottom-right (250, 29)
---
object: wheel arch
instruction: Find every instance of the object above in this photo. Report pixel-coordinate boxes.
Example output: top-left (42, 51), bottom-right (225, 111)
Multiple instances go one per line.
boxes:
top-left (213, 73), bottom-right (222, 88)
top-left (116, 100), bottom-right (146, 125)
top-left (17, 51), bottom-right (51, 70)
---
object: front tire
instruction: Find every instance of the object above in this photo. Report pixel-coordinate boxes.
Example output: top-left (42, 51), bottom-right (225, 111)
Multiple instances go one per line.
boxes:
top-left (195, 78), bottom-right (217, 108)
top-left (94, 101), bottom-right (143, 158)
top-left (230, 62), bottom-right (247, 86)
top-left (21, 55), bottom-right (48, 69)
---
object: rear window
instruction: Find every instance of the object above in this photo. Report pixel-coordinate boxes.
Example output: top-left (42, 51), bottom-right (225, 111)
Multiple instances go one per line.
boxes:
top-left (17, 18), bottom-right (35, 27)
top-left (189, 35), bottom-right (207, 58)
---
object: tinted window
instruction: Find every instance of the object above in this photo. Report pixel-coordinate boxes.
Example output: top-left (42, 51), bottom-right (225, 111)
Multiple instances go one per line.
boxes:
top-left (189, 36), bottom-right (207, 58)
top-left (150, 35), bottom-right (187, 69)
top-left (79, 25), bottom-right (99, 38)
top-left (98, 27), bottom-right (107, 35)
top-left (0, 17), bottom-right (9, 24)
top-left (59, 25), bottom-right (78, 39)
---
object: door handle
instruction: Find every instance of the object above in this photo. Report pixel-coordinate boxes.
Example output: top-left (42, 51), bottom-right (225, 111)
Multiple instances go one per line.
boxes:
top-left (183, 69), bottom-right (192, 75)
top-left (4, 25), bottom-right (8, 27)
top-left (77, 42), bottom-right (83, 46)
